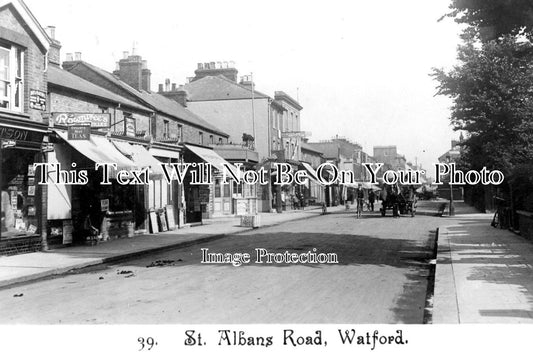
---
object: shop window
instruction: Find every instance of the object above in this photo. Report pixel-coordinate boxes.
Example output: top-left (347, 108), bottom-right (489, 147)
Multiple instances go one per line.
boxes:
top-left (0, 44), bottom-right (24, 112)
top-left (1, 149), bottom-right (40, 239)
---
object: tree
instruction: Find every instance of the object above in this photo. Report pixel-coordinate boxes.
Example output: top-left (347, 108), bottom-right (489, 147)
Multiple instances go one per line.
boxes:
top-left (433, 30), bottom-right (533, 175)
top-left (443, 0), bottom-right (533, 41)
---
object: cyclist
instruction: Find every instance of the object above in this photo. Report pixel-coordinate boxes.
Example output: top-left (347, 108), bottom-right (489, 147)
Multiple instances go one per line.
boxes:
top-left (356, 186), bottom-right (365, 218)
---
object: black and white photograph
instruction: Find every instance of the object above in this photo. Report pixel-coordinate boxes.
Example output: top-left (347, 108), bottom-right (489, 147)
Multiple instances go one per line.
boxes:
top-left (1, 0), bottom-right (533, 354)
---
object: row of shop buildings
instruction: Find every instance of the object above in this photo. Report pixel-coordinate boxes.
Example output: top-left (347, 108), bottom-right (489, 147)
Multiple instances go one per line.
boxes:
top-left (0, 0), bottom-right (335, 255)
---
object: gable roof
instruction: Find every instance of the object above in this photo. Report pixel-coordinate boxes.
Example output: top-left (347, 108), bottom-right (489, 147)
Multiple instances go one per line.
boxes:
top-left (185, 75), bottom-right (270, 101)
top-left (48, 65), bottom-right (152, 113)
top-left (0, 0), bottom-right (50, 50)
top-left (65, 61), bottom-right (228, 137)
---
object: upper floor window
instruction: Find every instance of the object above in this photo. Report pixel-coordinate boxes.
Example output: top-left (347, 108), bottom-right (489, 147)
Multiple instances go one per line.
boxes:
top-left (210, 135), bottom-right (214, 144)
top-left (163, 120), bottom-right (169, 138)
top-left (177, 124), bottom-right (183, 142)
top-left (199, 131), bottom-right (204, 145)
top-left (218, 137), bottom-right (223, 144)
top-left (0, 44), bottom-right (24, 112)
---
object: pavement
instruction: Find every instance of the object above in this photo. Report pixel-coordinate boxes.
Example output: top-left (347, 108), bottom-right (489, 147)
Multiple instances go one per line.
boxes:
top-left (0, 205), bottom-right (344, 289)
top-left (3, 198), bottom-right (533, 324)
top-left (432, 204), bottom-right (533, 323)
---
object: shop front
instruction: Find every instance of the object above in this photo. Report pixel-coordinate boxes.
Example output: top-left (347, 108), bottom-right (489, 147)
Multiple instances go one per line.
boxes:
top-left (47, 130), bottom-right (142, 246)
top-left (183, 144), bottom-right (242, 219)
top-left (0, 114), bottom-right (47, 255)
top-left (148, 144), bottom-right (182, 230)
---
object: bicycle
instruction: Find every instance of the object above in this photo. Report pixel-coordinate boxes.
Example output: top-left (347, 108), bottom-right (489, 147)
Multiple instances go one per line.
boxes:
top-left (491, 197), bottom-right (510, 229)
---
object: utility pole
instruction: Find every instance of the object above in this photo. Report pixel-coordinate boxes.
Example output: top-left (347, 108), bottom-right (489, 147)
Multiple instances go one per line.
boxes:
top-left (250, 72), bottom-right (256, 142)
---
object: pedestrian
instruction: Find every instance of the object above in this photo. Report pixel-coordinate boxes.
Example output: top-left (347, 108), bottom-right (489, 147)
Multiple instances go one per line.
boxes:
top-left (356, 186), bottom-right (365, 217)
top-left (368, 190), bottom-right (375, 211)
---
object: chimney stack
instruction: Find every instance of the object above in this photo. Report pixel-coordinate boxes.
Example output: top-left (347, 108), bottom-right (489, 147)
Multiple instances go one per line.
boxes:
top-left (114, 50), bottom-right (151, 91)
top-left (46, 26), bottom-right (61, 67)
top-left (74, 52), bottom-right (82, 61)
top-left (191, 60), bottom-right (239, 82)
top-left (159, 83), bottom-right (189, 107)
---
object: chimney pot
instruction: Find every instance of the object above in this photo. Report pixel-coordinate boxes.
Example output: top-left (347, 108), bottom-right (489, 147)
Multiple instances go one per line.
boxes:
top-left (171, 83), bottom-right (176, 91)
top-left (158, 84), bottom-right (164, 92)
top-left (66, 53), bottom-right (73, 62)
top-left (74, 52), bottom-right (82, 61)
top-left (123, 51), bottom-right (129, 59)
top-left (197, 63), bottom-right (203, 69)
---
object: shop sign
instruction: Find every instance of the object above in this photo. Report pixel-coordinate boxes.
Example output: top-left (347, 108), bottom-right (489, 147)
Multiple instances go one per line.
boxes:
top-left (68, 125), bottom-right (91, 140)
top-left (281, 131), bottom-right (307, 139)
top-left (29, 89), bottom-right (47, 111)
top-left (0, 126), bottom-right (43, 142)
top-left (52, 113), bottom-right (110, 128)
top-left (124, 116), bottom-right (136, 137)
top-left (100, 199), bottom-right (109, 212)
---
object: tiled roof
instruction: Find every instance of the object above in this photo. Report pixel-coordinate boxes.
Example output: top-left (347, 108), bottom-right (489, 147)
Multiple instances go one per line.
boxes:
top-left (185, 75), bottom-right (270, 101)
top-left (66, 61), bottom-right (228, 137)
top-left (48, 65), bottom-right (151, 112)
top-left (305, 142), bottom-right (341, 159)
top-left (301, 142), bottom-right (324, 155)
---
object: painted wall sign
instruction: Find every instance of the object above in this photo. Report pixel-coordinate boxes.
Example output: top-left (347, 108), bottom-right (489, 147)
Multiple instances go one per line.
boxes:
top-left (52, 113), bottom-right (110, 127)
top-left (29, 89), bottom-right (47, 111)
top-left (67, 125), bottom-right (91, 140)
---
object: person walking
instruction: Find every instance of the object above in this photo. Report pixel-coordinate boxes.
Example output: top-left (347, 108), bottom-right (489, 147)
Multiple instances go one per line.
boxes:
top-left (356, 186), bottom-right (365, 218)
top-left (368, 190), bottom-right (375, 212)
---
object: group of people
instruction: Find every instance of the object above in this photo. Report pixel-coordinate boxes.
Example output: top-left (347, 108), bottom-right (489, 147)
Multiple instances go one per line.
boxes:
top-left (354, 186), bottom-right (376, 213)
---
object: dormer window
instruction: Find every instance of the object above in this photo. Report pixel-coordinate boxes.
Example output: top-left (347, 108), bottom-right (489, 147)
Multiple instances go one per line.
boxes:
top-left (0, 44), bottom-right (24, 112)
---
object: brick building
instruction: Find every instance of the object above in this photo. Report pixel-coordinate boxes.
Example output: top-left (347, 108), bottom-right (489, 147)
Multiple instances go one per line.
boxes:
top-left (0, 0), bottom-right (51, 255)
top-left (183, 63), bottom-right (304, 212)
top-left (61, 53), bottom-right (242, 222)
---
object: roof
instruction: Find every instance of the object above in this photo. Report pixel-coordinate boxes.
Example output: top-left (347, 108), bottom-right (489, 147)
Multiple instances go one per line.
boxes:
top-left (185, 75), bottom-right (270, 101)
top-left (274, 91), bottom-right (303, 111)
top-left (0, 0), bottom-right (50, 50)
top-left (301, 142), bottom-right (324, 155)
top-left (305, 142), bottom-right (341, 159)
top-left (65, 61), bottom-right (228, 137)
top-left (48, 66), bottom-right (152, 113)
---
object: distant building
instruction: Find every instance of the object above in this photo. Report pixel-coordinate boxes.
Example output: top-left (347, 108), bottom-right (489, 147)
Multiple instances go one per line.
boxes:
top-left (373, 145), bottom-right (407, 171)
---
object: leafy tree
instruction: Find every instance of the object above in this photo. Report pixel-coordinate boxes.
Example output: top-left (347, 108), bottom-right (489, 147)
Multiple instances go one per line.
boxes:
top-left (443, 0), bottom-right (533, 41)
top-left (433, 30), bottom-right (533, 175)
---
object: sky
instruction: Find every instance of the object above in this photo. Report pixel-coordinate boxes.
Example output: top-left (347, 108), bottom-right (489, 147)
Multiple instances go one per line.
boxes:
top-left (25, 0), bottom-right (463, 175)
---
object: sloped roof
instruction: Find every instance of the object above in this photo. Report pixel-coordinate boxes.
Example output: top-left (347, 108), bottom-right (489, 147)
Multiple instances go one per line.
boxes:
top-left (0, 0), bottom-right (50, 50)
top-left (48, 65), bottom-right (151, 112)
top-left (185, 75), bottom-right (270, 101)
top-left (301, 142), bottom-right (324, 155)
top-left (66, 61), bottom-right (228, 137)
top-left (305, 142), bottom-right (341, 159)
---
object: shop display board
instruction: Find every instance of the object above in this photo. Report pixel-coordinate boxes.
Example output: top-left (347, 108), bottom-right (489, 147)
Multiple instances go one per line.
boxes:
top-left (149, 211), bottom-right (159, 234)
top-left (166, 205), bottom-right (176, 230)
top-left (159, 211), bottom-right (168, 232)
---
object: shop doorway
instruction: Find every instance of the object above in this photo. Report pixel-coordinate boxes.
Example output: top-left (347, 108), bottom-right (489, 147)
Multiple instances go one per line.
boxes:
top-left (213, 177), bottom-right (232, 216)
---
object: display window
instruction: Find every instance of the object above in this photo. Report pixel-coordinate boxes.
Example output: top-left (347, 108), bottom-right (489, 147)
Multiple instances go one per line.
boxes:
top-left (1, 148), bottom-right (40, 239)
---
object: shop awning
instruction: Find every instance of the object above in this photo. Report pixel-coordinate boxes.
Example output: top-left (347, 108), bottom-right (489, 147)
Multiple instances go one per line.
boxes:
top-left (55, 131), bottom-right (136, 171)
top-left (112, 141), bottom-right (165, 179)
top-left (184, 144), bottom-right (239, 177)
top-left (149, 147), bottom-right (180, 160)
top-left (301, 162), bottom-right (323, 184)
